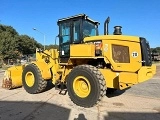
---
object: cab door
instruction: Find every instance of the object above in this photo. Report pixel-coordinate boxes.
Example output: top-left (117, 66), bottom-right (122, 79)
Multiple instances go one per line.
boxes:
top-left (59, 22), bottom-right (71, 62)
top-left (59, 20), bottom-right (82, 63)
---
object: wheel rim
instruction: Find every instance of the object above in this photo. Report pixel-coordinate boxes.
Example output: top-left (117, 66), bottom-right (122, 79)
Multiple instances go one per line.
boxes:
top-left (25, 72), bottom-right (35, 87)
top-left (73, 76), bottom-right (91, 98)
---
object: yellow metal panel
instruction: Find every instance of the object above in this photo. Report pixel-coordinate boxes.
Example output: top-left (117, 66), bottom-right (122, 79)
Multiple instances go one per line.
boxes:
top-left (70, 44), bottom-right (95, 57)
top-left (138, 64), bottom-right (156, 83)
top-left (84, 35), bottom-right (141, 72)
top-left (70, 57), bottom-right (104, 59)
top-left (102, 39), bottom-right (142, 72)
top-left (99, 69), bottom-right (119, 89)
top-left (99, 65), bottom-right (156, 90)
top-left (84, 35), bottom-right (140, 42)
top-left (34, 49), bottom-right (60, 82)
top-left (119, 72), bottom-right (138, 90)
top-left (8, 65), bottom-right (25, 87)
top-left (48, 49), bottom-right (60, 83)
top-left (61, 67), bottom-right (72, 82)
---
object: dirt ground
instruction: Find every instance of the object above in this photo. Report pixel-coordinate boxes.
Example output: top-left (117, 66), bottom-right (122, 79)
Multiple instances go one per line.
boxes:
top-left (0, 65), bottom-right (160, 120)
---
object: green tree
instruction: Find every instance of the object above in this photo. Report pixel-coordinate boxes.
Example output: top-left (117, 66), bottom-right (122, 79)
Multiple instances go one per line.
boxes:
top-left (0, 25), bottom-right (19, 59)
top-left (151, 47), bottom-right (160, 53)
top-left (17, 35), bottom-right (43, 55)
top-left (0, 24), bottom-right (43, 61)
top-left (45, 44), bottom-right (59, 50)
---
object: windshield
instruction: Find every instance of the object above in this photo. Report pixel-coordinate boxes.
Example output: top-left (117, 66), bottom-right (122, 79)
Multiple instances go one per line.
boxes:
top-left (83, 20), bottom-right (98, 37)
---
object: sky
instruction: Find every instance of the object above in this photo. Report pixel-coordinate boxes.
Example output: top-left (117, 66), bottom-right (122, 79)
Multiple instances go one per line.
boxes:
top-left (0, 0), bottom-right (160, 48)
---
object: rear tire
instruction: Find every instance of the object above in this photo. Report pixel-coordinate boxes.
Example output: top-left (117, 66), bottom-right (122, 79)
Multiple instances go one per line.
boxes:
top-left (67, 65), bottom-right (106, 107)
top-left (22, 64), bottom-right (47, 94)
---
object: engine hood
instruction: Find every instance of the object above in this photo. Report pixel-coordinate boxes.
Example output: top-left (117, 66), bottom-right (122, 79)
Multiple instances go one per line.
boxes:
top-left (83, 35), bottom-right (140, 43)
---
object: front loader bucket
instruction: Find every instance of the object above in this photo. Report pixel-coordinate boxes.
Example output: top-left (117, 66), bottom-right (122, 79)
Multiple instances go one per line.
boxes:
top-left (2, 65), bottom-right (25, 89)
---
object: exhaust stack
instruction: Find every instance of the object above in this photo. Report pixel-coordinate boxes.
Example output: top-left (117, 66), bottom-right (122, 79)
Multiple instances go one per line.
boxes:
top-left (104, 17), bottom-right (110, 35)
top-left (113, 26), bottom-right (122, 35)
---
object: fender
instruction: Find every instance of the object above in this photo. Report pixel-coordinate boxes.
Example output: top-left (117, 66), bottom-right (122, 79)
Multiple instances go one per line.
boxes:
top-left (32, 61), bottom-right (52, 80)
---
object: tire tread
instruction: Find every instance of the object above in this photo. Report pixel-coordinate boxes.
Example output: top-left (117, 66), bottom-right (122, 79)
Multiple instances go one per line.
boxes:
top-left (67, 64), bottom-right (106, 107)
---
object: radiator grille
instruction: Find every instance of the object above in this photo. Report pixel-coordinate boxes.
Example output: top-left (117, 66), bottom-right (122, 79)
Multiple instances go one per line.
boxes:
top-left (112, 44), bottom-right (130, 63)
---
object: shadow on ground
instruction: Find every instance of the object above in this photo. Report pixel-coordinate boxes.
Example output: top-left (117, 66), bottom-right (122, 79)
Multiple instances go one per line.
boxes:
top-left (0, 101), bottom-right (70, 120)
top-left (104, 112), bottom-right (160, 120)
top-left (106, 87), bottom-right (131, 98)
top-left (0, 101), bottom-right (160, 120)
top-left (74, 113), bottom-right (87, 120)
top-left (44, 80), bottom-right (55, 92)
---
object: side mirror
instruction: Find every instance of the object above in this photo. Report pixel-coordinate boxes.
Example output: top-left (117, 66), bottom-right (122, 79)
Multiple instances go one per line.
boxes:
top-left (55, 35), bottom-right (59, 45)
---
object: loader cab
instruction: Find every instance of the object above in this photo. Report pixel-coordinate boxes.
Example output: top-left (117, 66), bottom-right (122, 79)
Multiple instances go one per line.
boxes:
top-left (57, 14), bottom-right (99, 62)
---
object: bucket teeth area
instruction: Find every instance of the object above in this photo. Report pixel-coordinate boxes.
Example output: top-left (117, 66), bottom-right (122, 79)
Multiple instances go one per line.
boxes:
top-left (2, 78), bottom-right (12, 90)
top-left (2, 66), bottom-right (24, 90)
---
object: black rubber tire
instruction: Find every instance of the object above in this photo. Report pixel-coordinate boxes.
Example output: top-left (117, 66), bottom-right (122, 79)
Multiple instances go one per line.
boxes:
top-left (66, 65), bottom-right (106, 108)
top-left (22, 64), bottom-right (47, 94)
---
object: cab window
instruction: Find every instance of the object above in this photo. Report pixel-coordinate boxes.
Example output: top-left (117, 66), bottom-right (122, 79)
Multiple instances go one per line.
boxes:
top-left (83, 20), bottom-right (97, 38)
top-left (61, 23), bottom-right (70, 43)
top-left (73, 20), bottom-right (80, 43)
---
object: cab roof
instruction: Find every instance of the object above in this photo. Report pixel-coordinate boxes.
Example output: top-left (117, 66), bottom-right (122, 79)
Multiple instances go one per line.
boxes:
top-left (57, 14), bottom-right (100, 25)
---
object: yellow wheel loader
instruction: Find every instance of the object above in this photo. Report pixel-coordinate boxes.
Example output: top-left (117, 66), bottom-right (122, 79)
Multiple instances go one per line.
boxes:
top-left (2, 14), bottom-right (156, 107)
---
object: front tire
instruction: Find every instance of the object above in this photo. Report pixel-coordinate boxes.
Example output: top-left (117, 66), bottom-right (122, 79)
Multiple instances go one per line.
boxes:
top-left (22, 64), bottom-right (47, 94)
top-left (67, 65), bottom-right (106, 107)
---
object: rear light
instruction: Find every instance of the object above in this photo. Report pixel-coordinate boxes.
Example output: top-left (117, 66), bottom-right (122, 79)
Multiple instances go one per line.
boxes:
top-left (85, 41), bottom-right (102, 56)
top-left (95, 41), bottom-right (102, 56)
top-left (95, 42), bottom-right (103, 50)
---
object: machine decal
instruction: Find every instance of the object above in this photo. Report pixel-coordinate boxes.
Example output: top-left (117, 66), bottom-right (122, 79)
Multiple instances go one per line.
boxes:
top-left (132, 52), bottom-right (138, 58)
top-left (104, 44), bottom-right (108, 52)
